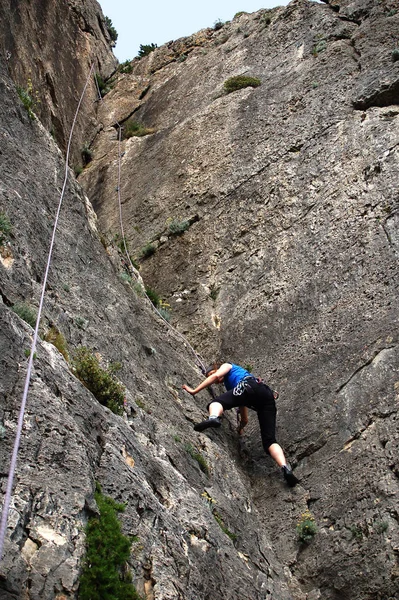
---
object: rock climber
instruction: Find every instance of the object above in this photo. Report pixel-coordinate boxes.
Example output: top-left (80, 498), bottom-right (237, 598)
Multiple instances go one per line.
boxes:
top-left (182, 362), bottom-right (299, 487)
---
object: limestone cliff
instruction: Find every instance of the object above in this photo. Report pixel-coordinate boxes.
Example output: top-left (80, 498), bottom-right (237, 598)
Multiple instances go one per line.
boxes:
top-left (0, 0), bottom-right (398, 599)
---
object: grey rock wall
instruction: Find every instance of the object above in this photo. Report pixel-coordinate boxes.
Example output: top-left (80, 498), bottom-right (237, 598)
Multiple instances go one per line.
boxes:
top-left (0, 41), bottom-right (300, 600)
top-left (0, 0), bottom-right (117, 165)
top-left (80, 0), bottom-right (399, 598)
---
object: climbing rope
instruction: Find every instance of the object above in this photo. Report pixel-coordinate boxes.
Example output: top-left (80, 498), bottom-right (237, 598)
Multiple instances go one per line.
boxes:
top-left (0, 63), bottom-right (95, 562)
top-left (94, 74), bottom-right (207, 372)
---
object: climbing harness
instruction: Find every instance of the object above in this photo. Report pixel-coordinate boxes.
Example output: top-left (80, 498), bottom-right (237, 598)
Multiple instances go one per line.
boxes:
top-left (0, 63), bottom-right (95, 562)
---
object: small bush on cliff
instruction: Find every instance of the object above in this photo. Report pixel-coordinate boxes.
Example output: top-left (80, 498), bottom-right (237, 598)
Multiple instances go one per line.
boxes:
top-left (0, 212), bottom-right (12, 245)
top-left (104, 16), bottom-right (118, 43)
top-left (44, 326), bottom-right (69, 362)
top-left (167, 218), bottom-right (190, 235)
top-left (72, 347), bottom-right (125, 415)
top-left (81, 143), bottom-right (93, 166)
top-left (185, 443), bottom-right (209, 475)
top-left (296, 510), bottom-right (317, 543)
top-left (139, 242), bottom-right (156, 259)
top-left (78, 483), bottom-right (141, 600)
top-left (123, 119), bottom-right (154, 139)
top-left (213, 19), bottom-right (224, 30)
top-left (119, 60), bottom-right (134, 74)
top-left (137, 43), bottom-right (157, 58)
top-left (17, 78), bottom-right (40, 120)
top-left (392, 48), bottom-right (399, 62)
top-left (12, 302), bottom-right (37, 328)
top-left (223, 75), bottom-right (261, 94)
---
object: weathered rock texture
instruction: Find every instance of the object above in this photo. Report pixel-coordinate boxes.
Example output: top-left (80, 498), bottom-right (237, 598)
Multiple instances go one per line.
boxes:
top-left (0, 0), bottom-right (117, 165)
top-left (1, 0), bottom-right (399, 599)
top-left (80, 0), bottom-right (399, 597)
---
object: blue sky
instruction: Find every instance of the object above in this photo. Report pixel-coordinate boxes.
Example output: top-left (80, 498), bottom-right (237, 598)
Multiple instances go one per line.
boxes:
top-left (98, 1), bottom-right (294, 62)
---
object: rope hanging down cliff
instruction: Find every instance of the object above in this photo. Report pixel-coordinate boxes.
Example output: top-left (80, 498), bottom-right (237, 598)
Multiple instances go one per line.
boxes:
top-left (0, 63), bottom-right (95, 562)
top-left (94, 74), bottom-right (207, 373)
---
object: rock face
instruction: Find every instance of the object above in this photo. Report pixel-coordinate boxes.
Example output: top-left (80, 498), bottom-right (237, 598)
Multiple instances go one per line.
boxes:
top-left (0, 0), bottom-right (117, 165)
top-left (1, 0), bottom-right (399, 599)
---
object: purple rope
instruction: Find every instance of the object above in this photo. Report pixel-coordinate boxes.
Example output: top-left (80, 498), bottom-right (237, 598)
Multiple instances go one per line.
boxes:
top-left (0, 63), bottom-right (95, 562)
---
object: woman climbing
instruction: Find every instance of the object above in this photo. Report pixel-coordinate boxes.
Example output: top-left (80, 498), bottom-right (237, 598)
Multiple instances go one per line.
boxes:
top-left (182, 362), bottom-right (299, 487)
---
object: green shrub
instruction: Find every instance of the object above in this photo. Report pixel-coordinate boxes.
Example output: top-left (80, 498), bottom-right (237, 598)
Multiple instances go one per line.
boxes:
top-left (74, 166), bottom-right (83, 177)
top-left (214, 19), bottom-right (224, 30)
top-left (78, 484), bottom-right (141, 600)
top-left (209, 284), bottom-right (219, 301)
top-left (260, 13), bottom-right (271, 27)
top-left (223, 75), bottom-right (261, 94)
top-left (95, 74), bottom-right (111, 97)
top-left (296, 510), bottom-right (317, 543)
top-left (81, 143), bottom-right (93, 166)
top-left (392, 48), bottom-right (399, 62)
top-left (234, 11), bottom-right (248, 18)
top-left (17, 78), bottom-right (39, 120)
top-left (167, 218), bottom-right (190, 235)
top-left (104, 16), bottom-right (118, 42)
top-left (145, 286), bottom-right (161, 307)
top-left (123, 119), bottom-right (154, 139)
top-left (12, 302), bottom-right (37, 328)
top-left (312, 39), bottom-right (327, 56)
top-left (137, 43), bottom-right (157, 58)
top-left (213, 510), bottom-right (237, 541)
top-left (44, 326), bottom-right (69, 362)
top-left (139, 243), bottom-right (156, 259)
top-left (185, 443), bottom-right (209, 475)
top-left (119, 60), bottom-right (133, 74)
top-left (374, 520), bottom-right (388, 534)
top-left (72, 347), bottom-right (125, 415)
top-left (349, 524), bottom-right (364, 540)
top-left (0, 212), bottom-right (12, 245)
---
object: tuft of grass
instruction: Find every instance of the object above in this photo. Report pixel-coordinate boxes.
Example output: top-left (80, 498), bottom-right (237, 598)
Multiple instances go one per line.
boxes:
top-left (209, 284), bottom-right (220, 301)
top-left (167, 218), bottom-right (190, 236)
top-left (349, 524), bottom-right (364, 540)
top-left (234, 11), bottom-right (248, 18)
top-left (44, 326), bottom-right (69, 362)
top-left (223, 75), bottom-right (261, 94)
top-left (24, 349), bottom-right (37, 359)
top-left (185, 443), bottom-right (209, 475)
top-left (0, 212), bottom-right (12, 245)
top-left (17, 78), bottom-right (40, 120)
top-left (145, 286), bottom-right (161, 307)
top-left (296, 510), bottom-right (317, 543)
top-left (374, 520), bottom-right (388, 534)
top-left (139, 242), bottom-right (156, 259)
top-left (123, 119), bottom-right (154, 139)
top-left (312, 39), bottom-right (327, 56)
top-left (213, 510), bottom-right (237, 541)
top-left (72, 347), bottom-right (125, 415)
top-left (12, 302), bottom-right (37, 328)
top-left (78, 483), bottom-right (141, 600)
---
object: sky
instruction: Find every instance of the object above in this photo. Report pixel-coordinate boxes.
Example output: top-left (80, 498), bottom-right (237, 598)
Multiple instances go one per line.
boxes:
top-left (97, 0), bottom-right (294, 62)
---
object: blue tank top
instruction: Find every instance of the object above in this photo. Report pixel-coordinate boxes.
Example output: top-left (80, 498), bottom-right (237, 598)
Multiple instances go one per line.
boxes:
top-left (224, 364), bottom-right (253, 390)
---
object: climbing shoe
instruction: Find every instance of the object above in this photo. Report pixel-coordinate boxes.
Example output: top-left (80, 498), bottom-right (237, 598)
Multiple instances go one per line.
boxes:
top-left (282, 465), bottom-right (299, 487)
top-left (194, 416), bottom-right (222, 432)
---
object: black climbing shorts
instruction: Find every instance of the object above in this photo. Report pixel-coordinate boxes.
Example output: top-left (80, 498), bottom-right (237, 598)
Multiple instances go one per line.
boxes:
top-left (208, 379), bottom-right (278, 453)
